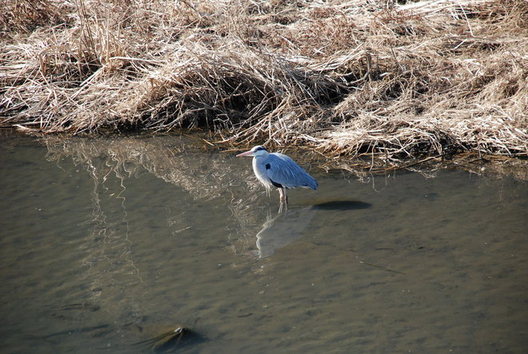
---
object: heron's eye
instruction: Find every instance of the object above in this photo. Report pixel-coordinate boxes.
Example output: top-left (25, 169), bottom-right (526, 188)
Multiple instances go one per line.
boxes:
top-left (265, 163), bottom-right (271, 170)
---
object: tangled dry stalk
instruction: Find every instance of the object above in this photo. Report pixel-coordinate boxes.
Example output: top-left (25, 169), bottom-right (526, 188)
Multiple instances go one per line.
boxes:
top-left (1, 0), bottom-right (527, 164)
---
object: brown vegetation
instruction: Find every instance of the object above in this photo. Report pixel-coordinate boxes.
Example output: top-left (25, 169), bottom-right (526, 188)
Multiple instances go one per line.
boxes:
top-left (1, 0), bottom-right (527, 163)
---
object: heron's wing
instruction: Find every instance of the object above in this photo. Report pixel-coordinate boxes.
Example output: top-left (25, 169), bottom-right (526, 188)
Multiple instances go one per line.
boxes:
top-left (265, 153), bottom-right (317, 189)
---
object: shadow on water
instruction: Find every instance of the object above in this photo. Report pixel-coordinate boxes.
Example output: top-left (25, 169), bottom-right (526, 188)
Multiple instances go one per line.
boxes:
top-left (312, 200), bottom-right (372, 211)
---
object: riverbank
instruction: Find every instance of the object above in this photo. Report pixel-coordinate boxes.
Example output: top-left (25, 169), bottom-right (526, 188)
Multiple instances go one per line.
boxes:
top-left (1, 0), bottom-right (527, 163)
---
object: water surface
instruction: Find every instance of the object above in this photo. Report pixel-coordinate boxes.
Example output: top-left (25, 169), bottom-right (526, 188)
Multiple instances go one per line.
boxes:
top-left (1, 136), bottom-right (527, 353)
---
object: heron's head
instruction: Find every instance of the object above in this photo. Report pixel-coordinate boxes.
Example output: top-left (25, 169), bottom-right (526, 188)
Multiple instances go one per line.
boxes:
top-left (236, 145), bottom-right (268, 157)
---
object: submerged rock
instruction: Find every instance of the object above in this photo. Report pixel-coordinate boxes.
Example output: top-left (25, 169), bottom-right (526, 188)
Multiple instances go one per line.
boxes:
top-left (135, 326), bottom-right (203, 352)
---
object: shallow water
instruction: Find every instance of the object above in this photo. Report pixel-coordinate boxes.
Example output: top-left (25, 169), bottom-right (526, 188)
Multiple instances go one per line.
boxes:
top-left (1, 135), bottom-right (527, 353)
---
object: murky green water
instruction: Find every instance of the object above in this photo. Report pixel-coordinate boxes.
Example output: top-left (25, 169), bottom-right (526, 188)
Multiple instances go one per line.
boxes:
top-left (1, 135), bottom-right (527, 353)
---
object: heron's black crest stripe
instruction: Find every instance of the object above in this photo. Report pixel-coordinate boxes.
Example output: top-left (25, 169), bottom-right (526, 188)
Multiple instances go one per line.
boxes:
top-left (255, 146), bottom-right (266, 152)
top-left (265, 163), bottom-right (271, 170)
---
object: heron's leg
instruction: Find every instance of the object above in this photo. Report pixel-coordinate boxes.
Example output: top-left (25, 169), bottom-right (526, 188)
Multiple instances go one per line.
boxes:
top-left (278, 188), bottom-right (288, 212)
top-left (278, 188), bottom-right (285, 204)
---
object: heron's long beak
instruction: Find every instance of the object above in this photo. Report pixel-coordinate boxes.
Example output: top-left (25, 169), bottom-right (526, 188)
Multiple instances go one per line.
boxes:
top-left (236, 150), bottom-right (254, 157)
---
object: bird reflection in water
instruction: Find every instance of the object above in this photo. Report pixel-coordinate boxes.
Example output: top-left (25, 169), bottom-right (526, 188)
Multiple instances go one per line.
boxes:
top-left (255, 207), bottom-right (316, 258)
top-left (253, 200), bottom-right (371, 258)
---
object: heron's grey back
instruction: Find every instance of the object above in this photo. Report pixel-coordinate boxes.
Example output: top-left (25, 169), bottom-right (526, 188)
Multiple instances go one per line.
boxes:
top-left (265, 153), bottom-right (318, 190)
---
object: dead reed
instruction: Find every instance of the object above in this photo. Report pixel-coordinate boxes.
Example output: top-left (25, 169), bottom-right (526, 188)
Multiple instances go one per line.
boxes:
top-left (1, 0), bottom-right (527, 162)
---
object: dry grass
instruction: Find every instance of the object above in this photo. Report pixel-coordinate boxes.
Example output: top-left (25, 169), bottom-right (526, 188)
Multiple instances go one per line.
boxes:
top-left (1, 0), bottom-right (527, 163)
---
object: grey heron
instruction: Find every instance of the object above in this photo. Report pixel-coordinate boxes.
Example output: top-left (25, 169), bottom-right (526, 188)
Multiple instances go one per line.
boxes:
top-left (236, 146), bottom-right (318, 208)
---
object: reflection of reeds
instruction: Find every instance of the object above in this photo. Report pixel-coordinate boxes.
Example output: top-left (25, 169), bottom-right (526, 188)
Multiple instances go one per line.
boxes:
top-left (2, 0), bottom-right (527, 161)
top-left (45, 136), bottom-right (258, 200)
top-left (58, 137), bottom-right (146, 325)
top-left (44, 136), bottom-right (268, 254)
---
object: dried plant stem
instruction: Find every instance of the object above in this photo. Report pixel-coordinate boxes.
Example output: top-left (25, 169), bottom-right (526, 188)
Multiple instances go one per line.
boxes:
top-left (0, 0), bottom-right (527, 162)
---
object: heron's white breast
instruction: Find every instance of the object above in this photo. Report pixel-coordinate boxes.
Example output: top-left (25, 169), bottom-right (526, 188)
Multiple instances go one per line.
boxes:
top-left (252, 157), bottom-right (273, 189)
